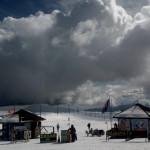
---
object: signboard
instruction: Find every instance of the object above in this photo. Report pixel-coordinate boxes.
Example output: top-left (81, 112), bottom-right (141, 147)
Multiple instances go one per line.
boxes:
top-left (61, 130), bottom-right (69, 143)
top-left (106, 130), bottom-right (131, 138)
top-left (24, 130), bottom-right (31, 142)
top-left (132, 119), bottom-right (148, 131)
top-left (40, 133), bottom-right (57, 143)
top-left (14, 126), bottom-right (27, 130)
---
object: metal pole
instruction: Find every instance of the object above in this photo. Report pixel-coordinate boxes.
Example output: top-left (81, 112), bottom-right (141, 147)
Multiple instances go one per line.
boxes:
top-left (57, 104), bottom-right (59, 116)
top-left (56, 104), bottom-right (60, 143)
top-left (68, 104), bottom-right (70, 127)
top-left (110, 96), bottom-right (113, 129)
top-left (39, 104), bottom-right (42, 135)
top-left (40, 104), bottom-right (42, 117)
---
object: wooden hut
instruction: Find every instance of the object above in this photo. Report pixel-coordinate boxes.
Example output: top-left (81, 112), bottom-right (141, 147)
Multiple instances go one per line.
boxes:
top-left (106, 103), bottom-right (150, 141)
top-left (0, 109), bottom-right (45, 141)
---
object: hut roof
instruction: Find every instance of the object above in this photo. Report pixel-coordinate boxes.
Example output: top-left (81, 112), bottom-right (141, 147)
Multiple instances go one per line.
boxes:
top-left (113, 103), bottom-right (150, 119)
top-left (0, 109), bottom-right (45, 123)
top-left (14, 109), bottom-right (45, 121)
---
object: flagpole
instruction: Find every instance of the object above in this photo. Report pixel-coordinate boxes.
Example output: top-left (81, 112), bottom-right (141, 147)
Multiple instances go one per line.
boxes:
top-left (109, 96), bottom-right (113, 129)
top-left (68, 104), bottom-right (70, 127)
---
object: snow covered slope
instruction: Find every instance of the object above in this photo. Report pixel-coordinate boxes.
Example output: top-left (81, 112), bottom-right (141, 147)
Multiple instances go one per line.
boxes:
top-left (0, 112), bottom-right (150, 150)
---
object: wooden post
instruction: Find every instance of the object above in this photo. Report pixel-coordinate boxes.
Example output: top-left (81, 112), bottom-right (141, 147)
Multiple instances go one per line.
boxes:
top-left (129, 119), bottom-right (132, 139)
top-left (147, 119), bottom-right (149, 142)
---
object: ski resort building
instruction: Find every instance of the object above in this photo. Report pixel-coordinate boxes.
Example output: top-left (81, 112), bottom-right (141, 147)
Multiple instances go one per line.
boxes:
top-left (0, 109), bottom-right (45, 141)
top-left (107, 103), bottom-right (150, 141)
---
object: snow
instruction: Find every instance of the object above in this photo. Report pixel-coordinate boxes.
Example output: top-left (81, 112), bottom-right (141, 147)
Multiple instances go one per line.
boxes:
top-left (0, 112), bottom-right (150, 150)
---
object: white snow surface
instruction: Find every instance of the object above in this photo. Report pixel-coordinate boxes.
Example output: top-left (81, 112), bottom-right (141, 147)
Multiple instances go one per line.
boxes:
top-left (0, 112), bottom-right (150, 150)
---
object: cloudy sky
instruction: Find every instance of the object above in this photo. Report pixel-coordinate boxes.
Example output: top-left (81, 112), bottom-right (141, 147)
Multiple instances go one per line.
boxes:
top-left (0, 0), bottom-right (150, 106)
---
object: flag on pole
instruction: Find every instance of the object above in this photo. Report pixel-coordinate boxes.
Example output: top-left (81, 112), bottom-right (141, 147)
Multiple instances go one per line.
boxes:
top-left (101, 98), bottom-right (110, 113)
top-left (6, 106), bottom-right (16, 116)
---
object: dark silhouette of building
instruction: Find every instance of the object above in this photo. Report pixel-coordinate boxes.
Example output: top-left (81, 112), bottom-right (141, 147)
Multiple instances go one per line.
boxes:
top-left (0, 109), bottom-right (45, 141)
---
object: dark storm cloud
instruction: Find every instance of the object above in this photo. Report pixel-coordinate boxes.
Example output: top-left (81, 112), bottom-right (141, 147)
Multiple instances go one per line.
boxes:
top-left (103, 25), bottom-right (150, 78)
top-left (0, 0), bottom-right (150, 106)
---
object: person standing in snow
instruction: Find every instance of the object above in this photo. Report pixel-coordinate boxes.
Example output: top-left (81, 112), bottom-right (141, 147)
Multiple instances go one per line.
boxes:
top-left (87, 123), bottom-right (91, 132)
top-left (70, 124), bottom-right (77, 142)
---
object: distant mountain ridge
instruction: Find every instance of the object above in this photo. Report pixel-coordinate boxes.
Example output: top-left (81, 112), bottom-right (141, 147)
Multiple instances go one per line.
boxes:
top-left (26, 104), bottom-right (80, 113)
top-left (85, 103), bottom-right (137, 112)
top-left (1, 102), bottom-right (150, 114)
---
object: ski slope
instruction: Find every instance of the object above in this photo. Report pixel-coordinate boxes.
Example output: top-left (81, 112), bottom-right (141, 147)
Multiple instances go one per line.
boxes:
top-left (0, 112), bottom-right (150, 150)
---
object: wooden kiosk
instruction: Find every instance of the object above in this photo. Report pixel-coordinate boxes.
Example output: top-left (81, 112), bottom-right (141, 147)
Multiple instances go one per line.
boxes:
top-left (0, 109), bottom-right (45, 141)
top-left (106, 103), bottom-right (150, 141)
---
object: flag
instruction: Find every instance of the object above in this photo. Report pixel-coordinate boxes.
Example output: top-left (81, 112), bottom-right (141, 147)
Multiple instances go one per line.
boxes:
top-left (7, 106), bottom-right (16, 116)
top-left (101, 99), bottom-right (110, 113)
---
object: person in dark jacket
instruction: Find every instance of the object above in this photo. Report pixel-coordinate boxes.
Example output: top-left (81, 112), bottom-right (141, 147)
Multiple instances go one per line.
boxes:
top-left (70, 124), bottom-right (77, 142)
top-left (87, 123), bottom-right (91, 132)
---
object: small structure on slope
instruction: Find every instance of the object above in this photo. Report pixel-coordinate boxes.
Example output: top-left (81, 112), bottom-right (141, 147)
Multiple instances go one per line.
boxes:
top-left (106, 103), bottom-right (150, 141)
top-left (0, 109), bottom-right (45, 141)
